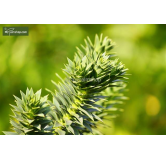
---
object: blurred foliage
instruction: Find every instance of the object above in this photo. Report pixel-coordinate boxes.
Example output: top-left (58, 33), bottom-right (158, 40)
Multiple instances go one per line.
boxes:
top-left (0, 24), bottom-right (166, 135)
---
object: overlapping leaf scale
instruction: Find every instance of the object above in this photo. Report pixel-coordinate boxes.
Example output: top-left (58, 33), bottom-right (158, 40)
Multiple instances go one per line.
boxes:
top-left (4, 88), bottom-right (53, 135)
top-left (50, 34), bottom-right (128, 135)
top-left (5, 35), bottom-right (128, 135)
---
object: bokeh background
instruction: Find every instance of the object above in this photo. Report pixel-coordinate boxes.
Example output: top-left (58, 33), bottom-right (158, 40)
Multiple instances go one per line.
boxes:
top-left (0, 24), bottom-right (165, 135)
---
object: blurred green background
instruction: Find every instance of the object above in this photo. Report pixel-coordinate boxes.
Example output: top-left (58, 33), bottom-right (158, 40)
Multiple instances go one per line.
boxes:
top-left (0, 24), bottom-right (165, 135)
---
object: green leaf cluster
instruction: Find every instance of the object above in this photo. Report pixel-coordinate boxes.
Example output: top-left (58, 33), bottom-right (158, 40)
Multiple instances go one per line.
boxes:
top-left (4, 34), bottom-right (129, 135)
top-left (4, 88), bottom-right (52, 135)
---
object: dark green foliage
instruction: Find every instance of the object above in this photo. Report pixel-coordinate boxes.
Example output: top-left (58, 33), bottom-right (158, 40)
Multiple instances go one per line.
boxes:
top-left (4, 34), bottom-right (128, 135)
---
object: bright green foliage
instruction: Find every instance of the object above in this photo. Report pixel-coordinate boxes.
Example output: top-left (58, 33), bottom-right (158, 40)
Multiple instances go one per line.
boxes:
top-left (49, 35), bottom-right (128, 135)
top-left (4, 34), bottom-right (128, 135)
top-left (4, 88), bottom-right (53, 135)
